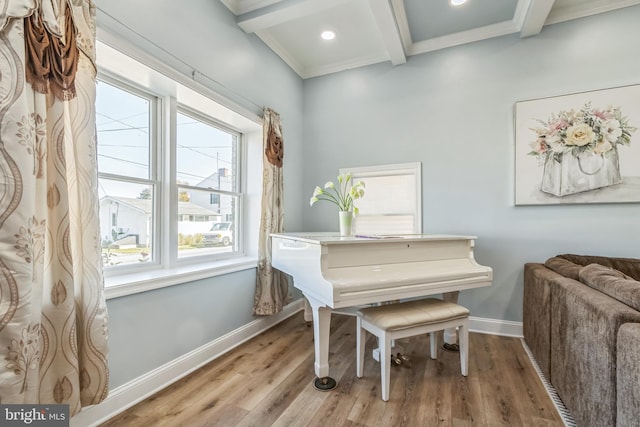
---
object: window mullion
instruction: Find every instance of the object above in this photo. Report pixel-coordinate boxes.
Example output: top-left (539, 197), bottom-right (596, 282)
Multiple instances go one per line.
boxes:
top-left (162, 95), bottom-right (178, 268)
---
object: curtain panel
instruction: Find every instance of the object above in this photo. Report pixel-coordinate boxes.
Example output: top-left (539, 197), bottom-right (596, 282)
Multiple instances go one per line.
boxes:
top-left (0, 0), bottom-right (108, 415)
top-left (253, 108), bottom-right (290, 315)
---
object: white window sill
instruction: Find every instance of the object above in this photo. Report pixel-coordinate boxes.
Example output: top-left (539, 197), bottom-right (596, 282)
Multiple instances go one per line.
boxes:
top-left (104, 256), bottom-right (258, 300)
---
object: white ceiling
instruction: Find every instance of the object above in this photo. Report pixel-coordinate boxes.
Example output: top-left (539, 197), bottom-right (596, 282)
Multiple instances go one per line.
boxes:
top-left (221, 0), bottom-right (640, 79)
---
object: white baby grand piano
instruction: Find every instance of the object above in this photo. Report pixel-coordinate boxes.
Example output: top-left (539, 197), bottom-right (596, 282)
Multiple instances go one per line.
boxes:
top-left (271, 233), bottom-right (493, 390)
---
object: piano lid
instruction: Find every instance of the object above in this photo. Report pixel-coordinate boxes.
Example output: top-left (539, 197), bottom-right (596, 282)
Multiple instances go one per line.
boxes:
top-left (270, 232), bottom-right (479, 245)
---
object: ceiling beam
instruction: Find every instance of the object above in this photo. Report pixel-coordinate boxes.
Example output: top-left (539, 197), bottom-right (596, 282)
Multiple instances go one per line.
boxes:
top-left (236, 0), bottom-right (350, 33)
top-left (222, 0), bottom-right (283, 16)
top-left (368, 0), bottom-right (406, 65)
top-left (520, 0), bottom-right (556, 37)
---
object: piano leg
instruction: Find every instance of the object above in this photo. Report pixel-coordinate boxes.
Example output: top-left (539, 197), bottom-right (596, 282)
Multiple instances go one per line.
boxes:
top-left (303, 297), bottom-right (313, 324)
top-left (442, 291), bottom-right (461, 352)
top-left (308, 297), bottom-right (337, 391)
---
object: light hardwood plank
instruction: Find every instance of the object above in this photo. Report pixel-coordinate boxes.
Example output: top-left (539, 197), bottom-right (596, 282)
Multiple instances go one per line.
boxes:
top-left (100, 312), bottom-right (565, 427)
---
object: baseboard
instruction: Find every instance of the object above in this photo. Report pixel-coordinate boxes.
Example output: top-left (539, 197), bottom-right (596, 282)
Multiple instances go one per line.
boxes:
top-left (470, 316), bottom-right (523, 338)
top-left (71, 303), bottom-right (520, 426)
top-left (71, 300), bottom-right (304, 427)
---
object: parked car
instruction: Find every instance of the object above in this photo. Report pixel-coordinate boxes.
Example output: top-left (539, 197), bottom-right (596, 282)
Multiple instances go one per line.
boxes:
top-left (202, 222), bottom-right (233, 246)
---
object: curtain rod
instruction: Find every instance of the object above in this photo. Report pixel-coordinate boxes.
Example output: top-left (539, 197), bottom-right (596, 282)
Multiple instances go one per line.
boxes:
top-left (95, 6), bottom-right (264, 115)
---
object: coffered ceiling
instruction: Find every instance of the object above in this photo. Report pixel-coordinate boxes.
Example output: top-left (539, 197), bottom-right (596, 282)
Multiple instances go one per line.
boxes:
top-left (221, 0), bottom-right (640, 79)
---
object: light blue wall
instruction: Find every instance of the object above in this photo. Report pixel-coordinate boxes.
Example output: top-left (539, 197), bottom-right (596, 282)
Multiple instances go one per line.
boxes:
top-left (301, 6), bottom-right (640, 322)
top-left (94, 0), bottom-right (305, 389)
top-left (106, 270), bottom-right (256, 388)
top-left (95, 1), bottom-right (640, 390)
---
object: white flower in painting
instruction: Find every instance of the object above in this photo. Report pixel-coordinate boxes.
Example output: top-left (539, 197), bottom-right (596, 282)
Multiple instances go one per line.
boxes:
top-left (601, 119), bottom-right (622, 144)
top-left (545, 134), bottom-right (562, 151)
top-left (594, 139), bottom-right (613, 154)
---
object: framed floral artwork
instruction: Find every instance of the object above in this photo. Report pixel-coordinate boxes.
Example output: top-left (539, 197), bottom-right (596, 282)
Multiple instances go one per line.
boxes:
top-left (515, 84), bottom-right (640, 205)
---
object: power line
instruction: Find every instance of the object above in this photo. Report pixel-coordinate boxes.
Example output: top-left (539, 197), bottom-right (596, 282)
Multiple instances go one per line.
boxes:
top-left (99, 144), bottom-right (148, 148)
top-left (98, 153), bottom-right (148, 168)
top-left (96, 111), bottom-right (148, 127)
top-left (98, 127), bottom-right (149, 133)
top-left (96, 111), bottom-right (149, 134)
top-left (98, 153), bottom-right (214, 182)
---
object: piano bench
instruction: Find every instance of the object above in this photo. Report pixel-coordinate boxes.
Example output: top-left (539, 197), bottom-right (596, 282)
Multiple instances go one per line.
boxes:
top-left (356, 298), bottom-right (470, 401)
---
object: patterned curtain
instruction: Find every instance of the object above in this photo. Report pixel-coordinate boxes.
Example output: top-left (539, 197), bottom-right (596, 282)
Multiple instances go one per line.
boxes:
top-left (0, 0), bottom-right (108, 416)
top-left (253, 108), bottom-right (290, 315)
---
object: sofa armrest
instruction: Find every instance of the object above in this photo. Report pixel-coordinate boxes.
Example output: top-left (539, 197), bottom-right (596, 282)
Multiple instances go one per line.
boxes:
top-left (523, 263), bottom-right (566, 378)
top-left (551, 280), bottom-right (640, 427)
top-left (617, 323), bottom-right (640, 427)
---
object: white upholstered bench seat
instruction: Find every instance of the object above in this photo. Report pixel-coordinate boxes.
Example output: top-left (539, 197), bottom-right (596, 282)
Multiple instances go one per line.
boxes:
top-left (356, 298), bottom-right (470, 401)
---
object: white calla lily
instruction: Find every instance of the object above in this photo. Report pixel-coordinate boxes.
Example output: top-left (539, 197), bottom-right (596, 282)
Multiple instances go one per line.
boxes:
top-left (309, 172), bottom-right (366, 214)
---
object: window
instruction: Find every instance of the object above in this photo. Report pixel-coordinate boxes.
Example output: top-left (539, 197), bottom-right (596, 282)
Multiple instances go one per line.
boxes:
top-left (95, 41), bottom-right (261, 295)
top-left (341, 163), bottom-right (422, 235)
top-left (96, 80), bottom-right (156, 267)
top-left (176, 110), bottom-right (240, 258)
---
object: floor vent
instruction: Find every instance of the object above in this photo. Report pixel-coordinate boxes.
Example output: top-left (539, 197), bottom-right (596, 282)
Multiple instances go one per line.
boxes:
top-left (521, 339), bottom-right (578, 427)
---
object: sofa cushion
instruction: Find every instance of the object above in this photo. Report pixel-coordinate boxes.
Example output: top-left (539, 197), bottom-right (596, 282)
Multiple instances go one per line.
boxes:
top-left (579, 263), bottom-right (640, 311)
top-left (558, 253), bottom-right (640, 281)
top-left (544, 256), bottom-right (581, 280)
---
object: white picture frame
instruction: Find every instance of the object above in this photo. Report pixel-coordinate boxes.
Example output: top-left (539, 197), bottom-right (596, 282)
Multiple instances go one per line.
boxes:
top-left (514, 84), bottom-right (640, 205)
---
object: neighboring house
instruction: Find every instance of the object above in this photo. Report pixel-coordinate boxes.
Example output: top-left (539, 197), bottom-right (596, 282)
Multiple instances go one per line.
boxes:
top-left (189, 168), bottom-right (235, 222)
top-left (99, 196), bottom-right (222, 247)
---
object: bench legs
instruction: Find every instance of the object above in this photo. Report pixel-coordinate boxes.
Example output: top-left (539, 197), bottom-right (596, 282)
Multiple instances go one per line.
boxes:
top-left (356, 316), bottom-right (366, 378)
top-left (459, 319), bottom-right (469, 376)
top-left (357, 317), bottom-right (469, 402)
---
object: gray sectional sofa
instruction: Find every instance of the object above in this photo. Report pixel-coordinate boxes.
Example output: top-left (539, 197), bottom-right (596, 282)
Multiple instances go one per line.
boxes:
top-left (524, 254), bottom-right (640, 427)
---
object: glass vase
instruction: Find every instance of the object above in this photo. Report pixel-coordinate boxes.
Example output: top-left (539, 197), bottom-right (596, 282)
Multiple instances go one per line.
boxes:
top-left (338, 210), bottom-right (353, 236)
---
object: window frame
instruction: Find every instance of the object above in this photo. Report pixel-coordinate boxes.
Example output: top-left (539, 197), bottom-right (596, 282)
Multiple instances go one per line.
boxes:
top-left (174, 105), bottom-right (244, 262)
top-left (95, 41), bottom-right (261, 300)
top-left (96, 75), bottom-right (162, 271)
top-left (341, 162), bottom-right (422, 235)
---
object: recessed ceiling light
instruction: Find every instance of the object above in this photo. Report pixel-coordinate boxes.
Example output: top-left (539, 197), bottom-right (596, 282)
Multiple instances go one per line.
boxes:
top-left (321, 30), bottom-right (336, 41)
top-left (451, 0), bottom-right (467, 5)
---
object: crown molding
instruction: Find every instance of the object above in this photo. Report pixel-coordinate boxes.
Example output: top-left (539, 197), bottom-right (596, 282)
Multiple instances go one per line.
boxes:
top-left (409, 20), bottom-right (519, 56)
top-left (545, 0), bottom-right (640, 25)
top-left (302, 52), bottom-right (391, 79)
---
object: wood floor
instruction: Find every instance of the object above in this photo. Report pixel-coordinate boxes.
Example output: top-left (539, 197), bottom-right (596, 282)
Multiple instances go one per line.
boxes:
top-left (101, 312), bottom-right (565, 427)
